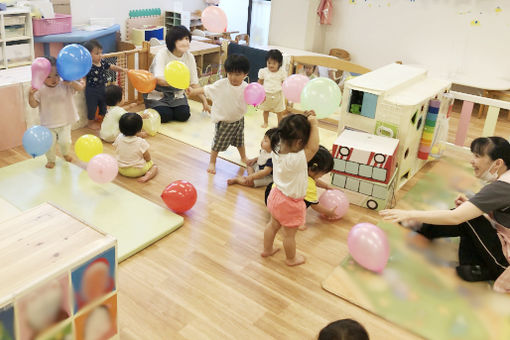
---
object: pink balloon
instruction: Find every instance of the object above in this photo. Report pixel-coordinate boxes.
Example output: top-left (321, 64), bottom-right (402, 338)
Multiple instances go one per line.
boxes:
top-left (318, 189), bottom-right (349, 220)
top-left (244, 82), bottom-right (266, 106)
top-left (282, 74), bottom-right (309, 103)
top-left (201, 6), bottom-right (228, 33)
top-left (87, 154), bottom-right (118, 184)
top-left (347, 223), bottom-right (390, 273)
top-left (31, 57), bottom-right (52, 89)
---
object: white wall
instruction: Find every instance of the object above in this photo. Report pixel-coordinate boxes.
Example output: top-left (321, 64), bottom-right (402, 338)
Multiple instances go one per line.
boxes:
top-left (219, 0), bottom-right (248, 35)
top-left (270, 0), bottom-right (510, 79)
top-left (71, 0), bottom-right (205, 39)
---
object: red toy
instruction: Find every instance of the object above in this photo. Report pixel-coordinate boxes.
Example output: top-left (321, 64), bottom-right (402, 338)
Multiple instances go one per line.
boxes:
top-left (161, 180), bottom-right (197, 213)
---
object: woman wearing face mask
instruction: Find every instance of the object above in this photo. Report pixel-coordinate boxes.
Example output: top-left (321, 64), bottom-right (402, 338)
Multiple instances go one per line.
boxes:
top-left (380, 136), bottom-right (510, 290)
top-left (144, 26), bottom-right (210, 123)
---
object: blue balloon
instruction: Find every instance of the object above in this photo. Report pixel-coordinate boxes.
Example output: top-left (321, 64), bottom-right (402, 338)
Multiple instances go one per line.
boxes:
top-left (56, 44), bottom-right (92, 81)
top-left (22, 126), bottom-right (53, 158)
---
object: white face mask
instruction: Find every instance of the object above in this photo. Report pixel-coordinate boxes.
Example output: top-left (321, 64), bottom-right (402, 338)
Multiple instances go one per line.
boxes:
top-left (480, 162), bottom-right (499, 183)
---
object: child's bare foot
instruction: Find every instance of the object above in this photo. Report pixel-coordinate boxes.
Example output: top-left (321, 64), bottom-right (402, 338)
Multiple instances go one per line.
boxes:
top-left (87, 121), bottom-right (100, 130)
top-left (298, 225), bottom-right (308, 231)
top-left (207, 163), bottom-right (216, 174)
top-left (63, 155), bottom-right (72, 162)
top-left (138, 165), bottom-right (158, 182)
top-left (45, 161), bottom-right (55, 169)
top-left (261, 247), bottom-right (280, 257)
top-left (261, 123), bottom-right (268, 128)
top-left (137, 131), bottom-right (149, 138)
top-left (285, 254), bottom-right (306, 266)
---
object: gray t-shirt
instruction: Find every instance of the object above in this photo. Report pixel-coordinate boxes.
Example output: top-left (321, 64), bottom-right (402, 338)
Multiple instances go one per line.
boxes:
top-left (469, 180), bottom-right (510, 228)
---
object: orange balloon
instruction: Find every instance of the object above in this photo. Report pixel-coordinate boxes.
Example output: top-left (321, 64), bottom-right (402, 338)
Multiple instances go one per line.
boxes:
top-left (127, 69), bottom-right (157, 93)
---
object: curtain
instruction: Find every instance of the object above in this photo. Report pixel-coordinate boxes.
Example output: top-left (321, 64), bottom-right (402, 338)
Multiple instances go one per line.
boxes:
top-left (249, 0), bottom-right (271, 47)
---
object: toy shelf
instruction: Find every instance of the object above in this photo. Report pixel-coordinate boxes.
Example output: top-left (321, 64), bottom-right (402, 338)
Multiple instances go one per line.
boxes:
top-left (0, 8), bottom-right (34, 70)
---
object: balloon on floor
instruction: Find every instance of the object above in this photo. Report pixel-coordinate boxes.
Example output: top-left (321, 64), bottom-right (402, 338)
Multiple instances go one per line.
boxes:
top-left (140, 109), bottom-right (161, 136)
top-left (75, 134), bottom-right (103, 162)
top-left (347, 222), bottom-right (390, 273)
top-left (318, 189), bottom-right (349, 220)
top-left (161, 180), bottom-right (197, 213)
top-left (87, 153), bottom-right (118, 183)
top-left (22, 125), bottom-right (53, 157)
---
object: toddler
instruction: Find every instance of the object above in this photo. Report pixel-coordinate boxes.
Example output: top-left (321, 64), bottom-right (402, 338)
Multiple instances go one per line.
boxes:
top-left (228, 128), bottom-right (276, 187)
top-left (84, 39), bottom-right (127, 130)
top-left (264, 145), bottom-right (337, 228)
top-left (28, 56), bottom-right (85, 169)
top-left (262, 112), bottom-right (319, 266)
top-left (318, 319), bottom-right (369, 340)
top-left (303, 64), bottom-right (318, 79)
top-left (186, 54), bottom-right (250, 174)
top-left (258, 49), bottom-right (287, 128)
top-left (100, 85), bottom-right (148, 143)
top-left (113, 113), bottom-right (158, 182)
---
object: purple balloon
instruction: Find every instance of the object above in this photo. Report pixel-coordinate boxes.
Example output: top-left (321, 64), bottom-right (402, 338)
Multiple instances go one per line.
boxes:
top-left (282, 74), bottom-right (309, 103)
top-left (31, 57), bottom-right (52, 89)
top-left (347, 223), bottom-right (390, 273)
top-left (87, 154), bottom-right (118, 184)
top-left (244, 82), bottom-right (266, 106)
top-left (318, 189), bottom-right (349, 220)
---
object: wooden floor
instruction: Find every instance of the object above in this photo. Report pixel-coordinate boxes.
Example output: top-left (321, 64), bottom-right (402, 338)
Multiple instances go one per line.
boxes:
top-left (1, 104), bottom-right (509, 340)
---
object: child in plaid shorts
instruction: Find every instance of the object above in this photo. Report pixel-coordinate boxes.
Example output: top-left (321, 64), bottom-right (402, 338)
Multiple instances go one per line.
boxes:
top-left (187, 54), bottom-right (250, 174)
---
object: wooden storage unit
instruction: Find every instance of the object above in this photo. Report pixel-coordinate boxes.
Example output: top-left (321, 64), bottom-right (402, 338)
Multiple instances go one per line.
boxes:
top-left (164, 10), bottom-right (203, 32)
top-left (0, 203), bottom-right (118, 340)
top-left (0, 8), bottom-right (34, 69)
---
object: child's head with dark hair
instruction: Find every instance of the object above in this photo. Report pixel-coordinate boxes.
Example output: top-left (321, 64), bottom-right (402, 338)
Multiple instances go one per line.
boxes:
top-left (224, 54), bottom-right (250, 86)
top-left (318, 319), bottom-right (369, 340)
top-left (119, 113), bottom-right (143, 137)
top-left (271, 114), bottom-right (311, 153)
top-left (43, 56), bottom-right (59, 87)
top-left (105, 85), bottom-right (123, 106)
top-left (165, 25), bottom-right (192, 53)
top-left (261, 128), bottom-right (278, 153)
top-left (308, 145), bottom-right (334, 177)
top-left (266, 49), bottom-right (283, 72)
top-left (83, 39), bottom-right (102, 52)
top-left (83, 39), bottom-right (103, 64)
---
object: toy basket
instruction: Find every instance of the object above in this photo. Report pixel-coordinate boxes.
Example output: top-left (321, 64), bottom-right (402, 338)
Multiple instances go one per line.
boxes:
top-left (32, 14), bottom-right (72, 36)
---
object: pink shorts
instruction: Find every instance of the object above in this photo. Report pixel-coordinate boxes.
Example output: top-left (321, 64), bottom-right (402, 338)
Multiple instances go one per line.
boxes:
top-left (267, 187), bottom-right (306, 228)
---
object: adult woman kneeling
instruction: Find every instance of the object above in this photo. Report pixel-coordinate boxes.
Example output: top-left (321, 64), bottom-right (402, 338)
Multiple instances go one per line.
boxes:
top-left (380, 137), bottom-right (510, 292)
top-left (144, 26), bottom-right (210, 123)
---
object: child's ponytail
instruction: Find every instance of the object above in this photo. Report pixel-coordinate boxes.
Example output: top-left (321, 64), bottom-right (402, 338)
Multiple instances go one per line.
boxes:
top-left (270, 128), bottom-right (281, 152)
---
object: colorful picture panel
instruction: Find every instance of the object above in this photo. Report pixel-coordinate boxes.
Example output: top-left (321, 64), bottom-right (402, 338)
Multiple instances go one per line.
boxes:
top-left (74, 294), bottom-right (117, 340)
top-left (71, 247), bottom-right (116, 313)
top-left (16, 274), bottom-right (71, 340)
top-left (38, 321), bottom-right (73, 340)
top-left (0, 304), bottom-right (14, 340)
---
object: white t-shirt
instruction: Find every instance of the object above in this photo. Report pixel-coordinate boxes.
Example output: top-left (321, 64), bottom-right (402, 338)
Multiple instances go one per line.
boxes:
top-left (204, 78), bottom-right (247, 123)
top-left (33, 83), bottom-right (78, 128)
top-left (148, 48), bottom-right (199, 100)
top-left (271, 149), bottom-right (308, 199)
top-left (113, 134), bottom-right (150, 168)
top-left (99, 106), bottom-right (127, 143)
top-left (258, 67), bottom-right (286, 93)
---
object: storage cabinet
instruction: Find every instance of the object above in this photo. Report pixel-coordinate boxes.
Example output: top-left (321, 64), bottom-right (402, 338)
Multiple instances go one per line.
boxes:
top-left (0, 8), bottom-right (34, 69)
top-left (164, 10), bottom-right (203, 32)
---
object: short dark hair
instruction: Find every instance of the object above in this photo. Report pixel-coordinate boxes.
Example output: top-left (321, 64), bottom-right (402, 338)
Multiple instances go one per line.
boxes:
top-left (105, 85), bottom-right (123, 106)
top-left (318, 319), bottom-right (369, 340)
top-left (224, 54), bottom-right (250, 74)
top-left (308, 145), bottom-right (334, 174)
top-left (44, 56), bottom-right (56, 66)
top-left (265, 128), bottom-right (277, 139)
top-left (119, 112), bottom-right (143, 136)
top-left (165, 25), bottom-right (192, 52)
top-left (266, 49), bottom-right (283, 67)
top-left (471, 136), bottom-right (510, 168)
top-left (83, 39), bottom-right (102, 52)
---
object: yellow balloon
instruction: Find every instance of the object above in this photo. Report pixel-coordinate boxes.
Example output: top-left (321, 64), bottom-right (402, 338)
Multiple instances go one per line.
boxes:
top-left (164, 61), bottom-right (190, 89)
top-left (74, 134), bottom-right (103, 162)
top-left (140, 109), bottom-right (161, 136)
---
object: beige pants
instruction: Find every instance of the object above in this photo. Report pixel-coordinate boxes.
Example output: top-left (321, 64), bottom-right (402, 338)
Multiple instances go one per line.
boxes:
top-left (45, 125), bottom-right (72, 163)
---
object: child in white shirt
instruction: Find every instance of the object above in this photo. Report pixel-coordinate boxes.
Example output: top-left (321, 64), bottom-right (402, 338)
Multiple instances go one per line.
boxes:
top-left (28, 56), bottom-right (85, 169)
top-left (186, 54), bottom-right (250, 174)
top-left (258, 49), bottom-right (287, 128)
top-left (113, 113), bottom-right (158, 183)
top-left (100, 85), bottom-right (148, 143)
top-left (228, 128), bottom-right (276, 187)
top-left (262, 112), bottom-right (319, 266)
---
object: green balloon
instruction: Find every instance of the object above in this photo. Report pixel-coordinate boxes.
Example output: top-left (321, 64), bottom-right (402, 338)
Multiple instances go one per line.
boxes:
top-left (300, 77), bottom-right (342, 118)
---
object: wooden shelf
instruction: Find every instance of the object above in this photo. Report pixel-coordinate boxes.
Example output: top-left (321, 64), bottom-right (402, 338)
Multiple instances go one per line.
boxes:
top-left (4, 35), bottom-right (32, 42)
top-left (7, 60), bottom-right (32, 68)
top-left (0, 8), bottom-right (34, 70)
